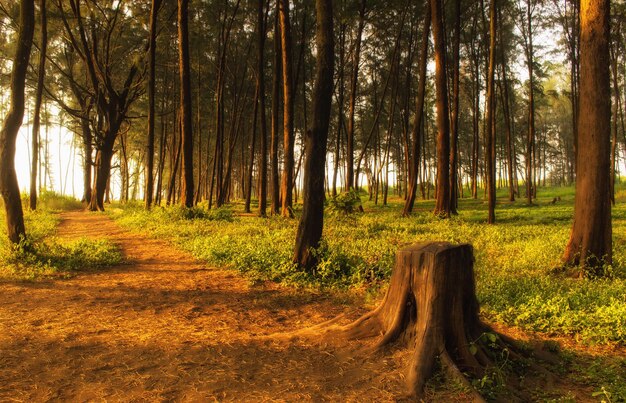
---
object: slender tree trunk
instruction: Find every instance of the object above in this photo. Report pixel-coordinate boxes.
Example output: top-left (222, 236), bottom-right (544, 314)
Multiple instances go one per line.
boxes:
top-left (178, 0), bottom-right (194, 207)
top-left (346, 0), bottom-right (366, 190)
top-left (294, 0), bottom-right (333, 270)
top-left (562, 0), bottom-right (612, 274)
top-left (403, 4), bottom-right (430, 216)
top-left (609, 22), bottom-right (621, 206)
top-left (145, 0), bottom-right (162, 209)
top-left (245, 84), bottom-right (260, 213)
top-left (449, 0), bottom-right (461, 214)
top-left (279, 0), bottom-right (295, 217)
top-left (332, 22), bottom-right (346, 197)
top-left (257, 0), bottom-right (268, 217)
top-left (0, 0), bottom-right (34, 243)
top-left (431, 0), bottom-right (451, 218)
top-left (80, 116), bottom-right (92, 204)
top-left (524, 0), bottom-right (536, 205)
top-left (30, 0), bottom-right (47, 211)
top-left (485, 0), bottom-right (497, 223)
top-left (270, 4), bottom-right (282, 215)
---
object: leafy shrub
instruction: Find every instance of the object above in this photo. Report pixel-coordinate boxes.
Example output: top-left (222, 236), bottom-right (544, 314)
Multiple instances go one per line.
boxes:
top-left (327, 189), bottom-right (362, 216)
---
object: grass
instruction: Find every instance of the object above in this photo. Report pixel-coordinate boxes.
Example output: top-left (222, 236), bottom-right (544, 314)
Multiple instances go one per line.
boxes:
top-left (0, 192), bottom-right (121, 281)
top-left (111, 184), bottom-right (626, 400)
top-left (111, 183), bottom-right (626, 345)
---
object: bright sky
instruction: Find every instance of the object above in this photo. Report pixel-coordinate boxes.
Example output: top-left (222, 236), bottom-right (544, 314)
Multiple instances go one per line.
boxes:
top-left (15, 118), bottom-right (85, 199)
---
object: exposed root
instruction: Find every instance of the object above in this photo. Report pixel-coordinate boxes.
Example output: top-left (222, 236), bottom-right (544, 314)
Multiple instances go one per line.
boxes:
top-left (303, 242), bottom-right (557, 400)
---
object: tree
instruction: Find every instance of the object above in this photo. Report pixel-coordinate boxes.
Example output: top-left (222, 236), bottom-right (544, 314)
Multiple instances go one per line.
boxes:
top-left (346, 0), bottom-right (366, 190)
top-left (517, 0), bottom-right (539, 204)
top-left (270, 3), bottom-right (282, 215)
top-left (178, 0), bottom-right (194, 208)
top-left (145, 0), bottom-right (163, 209)
top-left (0, 0), bottom-right (35, 243)
top-left (431, 0), bottom-right (451, 218)
top-left (562, 0), bottom-right (612, 274)
top-left (293, 0), bottom-right (334, 270)
top-left (485, 0), bottom-right (497, 224)
top-left (256, 0), bottom-right (269, 217)
top-left (448, 0), bottom-right (461, 214)
top-left (58, 0), bottom-right (145, 211)
top-left (279, 0), bottom-right (295, 218)
top-left (403, 1), bottom-right (430, 216)
top-left (30, 0), bottom-right (47, 211)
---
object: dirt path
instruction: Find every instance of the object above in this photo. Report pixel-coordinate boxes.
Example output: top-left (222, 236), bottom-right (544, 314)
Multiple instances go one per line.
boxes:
top-left (0, 211), bottom-right (416, 402)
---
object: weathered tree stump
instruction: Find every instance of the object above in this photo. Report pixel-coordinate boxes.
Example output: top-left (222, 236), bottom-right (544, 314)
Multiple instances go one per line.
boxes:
top-left (322, 242), bottom-right (541, 400)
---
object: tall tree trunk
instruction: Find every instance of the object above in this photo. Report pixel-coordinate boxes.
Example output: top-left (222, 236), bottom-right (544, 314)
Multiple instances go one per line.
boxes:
top-left (80, 116), bottom-right (92, 204)
top-left (346, 0), bottom-right (366, 190)
top-left (178, 0), bottom-right (194, 208)
top-left (403, 3), bottom-right (430, 216)
top-left (431, 0), bottom-right (451, 218)
top-left (245, 84), bottom-right (260, 213)
top-left (499, 63), bottom-right (515, 202)
top-left (293, 0), bottom-right (334, 271)
top-left (279, 0), bottom-right (295, 217)
top-left (562, 0), bottom-right (611, 274)
top-left (332, 22), bottom-right (346, 197)
top-left (257, 0), bottom-right (268, 217)
top-left (524, 0), bottom-right (536, 205)
top-left (145, 0), bottom-right (162, 209)
top-left (609, 21), bottom-right (621, 206)
top-left (0, 0), bottom-right (34, 243)
top-left (449, 0), bottom-right (461, 214)
top-left (485, 0), bottom-right (497, 223)
top-left (30, 0), bottom-right (47, 211)
top-left (270, 4), bottom-right (282, 215)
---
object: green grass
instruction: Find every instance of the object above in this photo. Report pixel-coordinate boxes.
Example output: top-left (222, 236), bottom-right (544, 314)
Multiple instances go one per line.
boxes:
top-left (0, 192), bottom-right (122, 281)
top-left (111, 183), bottom-right (626, 349)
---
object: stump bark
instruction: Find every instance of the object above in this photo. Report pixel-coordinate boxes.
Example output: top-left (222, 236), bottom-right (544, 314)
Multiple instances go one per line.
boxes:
top-left (327, 242), bottom-right (528, 400)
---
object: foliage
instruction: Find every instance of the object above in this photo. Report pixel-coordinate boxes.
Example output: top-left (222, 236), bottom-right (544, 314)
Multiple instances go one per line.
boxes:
top-left (112, 185), bottom-right (626, 351)
top-left (0, 195), bottom-right (121, 281)
top-left (327, 189), bottom-right (363, 216)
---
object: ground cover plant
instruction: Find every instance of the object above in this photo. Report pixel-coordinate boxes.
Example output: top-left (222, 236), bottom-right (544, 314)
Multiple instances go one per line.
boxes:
top-left (112, 185), bottom-right (626, 344)
top-left (110, 184), bottom-right (626, 399)
top-left (0, 192), bottom-right (121, 280)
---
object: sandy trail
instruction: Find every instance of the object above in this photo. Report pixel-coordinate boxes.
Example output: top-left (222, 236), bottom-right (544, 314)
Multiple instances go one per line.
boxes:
top-left (0, 211), bottom-right (414, 402)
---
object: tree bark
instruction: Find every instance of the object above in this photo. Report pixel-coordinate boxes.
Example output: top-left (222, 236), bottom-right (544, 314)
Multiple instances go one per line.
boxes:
top-left (279, 0), bottom-right (295, 217)
top-left (178, 0), bottom-right (194, 208)
top-left (485, 0), bottom-right (497, 224)
top-left (562, 0), bottom-right (612, 274)
top-left (270, 3), bottom-right (282, 215)
top-left (431, 0), bottom-right (451, 218)
top-left (293, 0), bottom-right (334, 271)
top-left (0, 0), bottom-right (34, 243)
top-left (257, 0), bottom-right (268, 217)
top-left (346, 0), bottom-right (366, 190)
top-left (145, 0), bottom-right (162, 209)
top-left (30, 0), bottom-right (47, 211)
top-left (312, 242), bottom-right (544, 400)
top-left (449, 0), bottom-right (461, 215)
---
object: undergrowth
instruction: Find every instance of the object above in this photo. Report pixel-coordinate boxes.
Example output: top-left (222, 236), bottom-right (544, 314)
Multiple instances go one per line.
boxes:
top-left (111, 184), bottom-right (626, 349)
top-left (0, 192), bottom-right (121, 280)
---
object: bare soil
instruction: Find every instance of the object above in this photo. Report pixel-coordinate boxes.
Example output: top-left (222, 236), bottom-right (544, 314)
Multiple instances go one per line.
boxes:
top-left (0, 211), bottom-right (607, 401)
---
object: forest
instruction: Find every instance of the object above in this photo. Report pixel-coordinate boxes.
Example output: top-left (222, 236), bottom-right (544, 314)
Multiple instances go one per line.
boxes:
top-left (0, 0), bottom-right (625, 401)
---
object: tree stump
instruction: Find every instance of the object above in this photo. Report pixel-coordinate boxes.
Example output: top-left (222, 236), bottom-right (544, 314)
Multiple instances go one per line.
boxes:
top-left (324, 242), bottom-right (536, 400)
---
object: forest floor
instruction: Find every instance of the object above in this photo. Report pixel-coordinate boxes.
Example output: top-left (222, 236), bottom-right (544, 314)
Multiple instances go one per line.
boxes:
top-left (0, 210), bottom-right (619, 401)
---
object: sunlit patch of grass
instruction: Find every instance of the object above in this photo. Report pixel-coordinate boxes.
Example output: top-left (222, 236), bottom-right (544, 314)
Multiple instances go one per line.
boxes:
top-left (0, 194), bottom-right (121, 281)
top-left (111, 184), bottom-right (626, 347)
